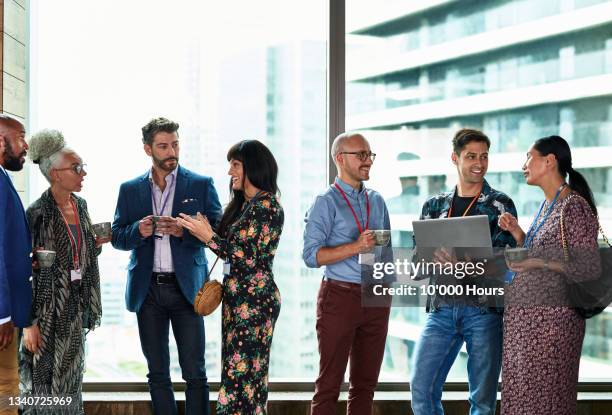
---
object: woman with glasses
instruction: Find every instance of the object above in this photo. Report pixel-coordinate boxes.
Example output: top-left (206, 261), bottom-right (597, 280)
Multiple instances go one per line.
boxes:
top-left (178, 139), bottom-right (283, 415)
top-left (20, 130), bottom-right (109, 414)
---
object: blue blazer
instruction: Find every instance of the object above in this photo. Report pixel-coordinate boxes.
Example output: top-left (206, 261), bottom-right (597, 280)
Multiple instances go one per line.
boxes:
top-left (0, 170), bottom-right (32, 327)
top-left (111, 166), bottom-right (222, 313)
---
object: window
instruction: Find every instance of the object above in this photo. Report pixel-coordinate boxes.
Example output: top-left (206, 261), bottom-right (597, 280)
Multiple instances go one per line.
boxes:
top-left (346, 0), bottom-right (612, 381)
top-left (30, 0), bottom-right (327, 382)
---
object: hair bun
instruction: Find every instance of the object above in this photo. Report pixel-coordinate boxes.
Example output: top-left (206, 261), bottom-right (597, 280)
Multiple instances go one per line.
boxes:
top-left (28, 129), bottom-right (65, 162)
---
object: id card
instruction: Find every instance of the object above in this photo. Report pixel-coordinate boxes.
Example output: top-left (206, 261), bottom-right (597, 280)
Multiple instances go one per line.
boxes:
top-left (358, 253), bottom-right (375, 266)
top-left (223, 262), bottom-right (231, 275)
top-left (71, 269), bottom-right (82, 282)
top-left (504, 270), bottom-right (515, 284)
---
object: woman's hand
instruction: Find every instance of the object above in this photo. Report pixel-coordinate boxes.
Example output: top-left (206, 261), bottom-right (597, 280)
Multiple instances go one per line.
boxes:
top-left (95, 235), bottom-right (112, 248)
top-left (31, 246), bottom-right (44, 270)
top-left (498, 212), bottom-right (525, 246)
top-left (506, 257), bottom-right (545, 273)
top-left (176, 213), bottom-right (214, 243)
top-left (23, 324), bottom-right (42, 354)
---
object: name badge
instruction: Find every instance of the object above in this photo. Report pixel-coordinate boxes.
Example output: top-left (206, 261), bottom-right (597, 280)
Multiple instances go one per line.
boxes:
top-left (71, 269), bottom-right (82, 282)
top-left (223, 262), bottom-right (231, 275)
top-left (358, 253), bottom-right (375, 266)
top-left (504, 270), bottom-right (515, 284)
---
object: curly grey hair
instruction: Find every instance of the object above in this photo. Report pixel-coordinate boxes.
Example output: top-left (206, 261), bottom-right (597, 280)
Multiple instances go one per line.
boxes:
top-left (28, 129), bottom-right (76, 183)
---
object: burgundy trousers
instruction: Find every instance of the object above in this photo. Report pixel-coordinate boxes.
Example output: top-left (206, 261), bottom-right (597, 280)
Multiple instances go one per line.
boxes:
top-left (311, 279), bottom-right (390, 415)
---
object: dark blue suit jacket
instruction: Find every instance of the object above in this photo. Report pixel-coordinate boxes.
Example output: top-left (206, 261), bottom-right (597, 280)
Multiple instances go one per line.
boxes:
top-left (0, 169), bottom-right (32, 327)
top-left (111, 166), bottom-right (222, 313)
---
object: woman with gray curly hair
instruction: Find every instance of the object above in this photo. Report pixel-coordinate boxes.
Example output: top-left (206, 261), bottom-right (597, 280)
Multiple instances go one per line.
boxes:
top-left (19, 129), bottom-right (109, 415)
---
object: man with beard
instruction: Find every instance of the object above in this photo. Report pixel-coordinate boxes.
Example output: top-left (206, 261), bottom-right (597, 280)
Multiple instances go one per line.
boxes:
top-left (0, 115), bottom-right (32, 415)
top-left (303, 132), bottom-right (392, 414)
top-left (410, 129), bottom-right (517, 415)
top-left (111, 117), bottom-right (221, 415)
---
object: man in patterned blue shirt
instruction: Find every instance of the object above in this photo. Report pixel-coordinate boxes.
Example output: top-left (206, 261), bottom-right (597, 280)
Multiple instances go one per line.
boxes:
top-left (410, 129), bottom-right (517, 415)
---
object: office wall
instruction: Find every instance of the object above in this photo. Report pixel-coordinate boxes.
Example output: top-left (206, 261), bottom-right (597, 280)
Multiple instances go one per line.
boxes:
top-left (1, 0), bottom-right (28, 203)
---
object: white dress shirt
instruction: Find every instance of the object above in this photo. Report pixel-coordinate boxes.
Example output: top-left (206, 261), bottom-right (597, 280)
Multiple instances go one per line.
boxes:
top-left (149, 168), bottom-right (178, 273)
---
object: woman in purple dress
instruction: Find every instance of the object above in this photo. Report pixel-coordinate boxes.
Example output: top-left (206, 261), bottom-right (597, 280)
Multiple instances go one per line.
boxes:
top-left (498, 135), bottom-right (601, 414)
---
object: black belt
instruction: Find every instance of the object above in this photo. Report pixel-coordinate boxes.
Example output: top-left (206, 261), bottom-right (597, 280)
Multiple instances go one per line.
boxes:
top-left (152, 272), bottom-right (176, 284)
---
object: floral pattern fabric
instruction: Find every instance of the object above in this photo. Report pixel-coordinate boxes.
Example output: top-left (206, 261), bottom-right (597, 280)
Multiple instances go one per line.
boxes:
top-left (502, 193), bottom-right (601, 415)
top-left (207, 193), bottom-right (283, 415)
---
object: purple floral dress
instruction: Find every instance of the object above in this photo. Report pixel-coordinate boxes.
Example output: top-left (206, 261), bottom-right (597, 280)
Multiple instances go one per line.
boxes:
top-left (206, 193), bottom-right (283, 415)
top-left (502, 193), bottom-right (601, 414)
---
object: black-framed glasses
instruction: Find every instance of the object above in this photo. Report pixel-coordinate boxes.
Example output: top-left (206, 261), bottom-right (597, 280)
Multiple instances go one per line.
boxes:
top-left (339, 151), bottom-right (376, 162)
top-left (55, 163), bottom-right (87, 175)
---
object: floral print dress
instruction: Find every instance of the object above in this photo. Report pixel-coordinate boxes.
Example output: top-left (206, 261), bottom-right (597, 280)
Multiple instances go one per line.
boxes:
top-left (502, 193), bottom-right (601, 415)
top-left (206, 192), bottom-right (283, 415)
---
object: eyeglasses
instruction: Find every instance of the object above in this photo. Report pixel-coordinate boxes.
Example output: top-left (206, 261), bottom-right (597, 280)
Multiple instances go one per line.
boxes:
top-left (55, 163), bottom-right (87, 175)
top-left (339, 151), bottom-right (376, 162)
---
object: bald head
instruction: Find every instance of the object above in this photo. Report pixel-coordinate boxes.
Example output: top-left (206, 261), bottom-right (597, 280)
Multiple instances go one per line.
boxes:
top-left (0, 114), bottom-right (23, 133)
top-left (331, 132), bottom-right (367, 164)
top-left (0, 114), bottom-right (27, 171)
top-left (331, 132), bottom-right (374, 187)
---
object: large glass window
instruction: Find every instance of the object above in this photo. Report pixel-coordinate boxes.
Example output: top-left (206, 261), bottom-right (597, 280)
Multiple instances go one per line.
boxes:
top-left (347, 0), bottom-right (612, 381)
top-left (30, 0), bottom-right (327, 382)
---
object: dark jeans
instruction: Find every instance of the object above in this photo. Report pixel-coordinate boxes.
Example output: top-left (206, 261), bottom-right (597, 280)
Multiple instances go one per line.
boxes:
top-left (137, 279), bottom-right (209, 415)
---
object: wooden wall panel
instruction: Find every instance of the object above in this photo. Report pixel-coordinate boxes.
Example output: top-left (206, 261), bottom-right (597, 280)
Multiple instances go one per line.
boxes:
top-left (3, 0), bottom-right (25, 44)
top-left (1, 0), bottom-right (28, 199)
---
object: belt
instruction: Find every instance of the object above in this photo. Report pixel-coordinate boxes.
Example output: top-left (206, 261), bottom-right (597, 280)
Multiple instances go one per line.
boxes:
top-left (323, 277), bottom-right (361, 291)
top-left (152, 272), bottom-right (176, 284)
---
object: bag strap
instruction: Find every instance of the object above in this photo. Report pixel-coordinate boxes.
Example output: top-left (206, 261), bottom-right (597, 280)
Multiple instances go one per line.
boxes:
top-left (207, 256), bottom-right (220, 280)
top-left (599, 222), bottom-right (611, 248)
top-left (560, 194), bottom-right (611, 264)
top-left (560, 194), bottom-right (574, 264)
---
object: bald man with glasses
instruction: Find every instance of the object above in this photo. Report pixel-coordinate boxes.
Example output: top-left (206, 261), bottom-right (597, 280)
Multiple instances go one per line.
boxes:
top-left (303, 132), bottom-right (391, 415)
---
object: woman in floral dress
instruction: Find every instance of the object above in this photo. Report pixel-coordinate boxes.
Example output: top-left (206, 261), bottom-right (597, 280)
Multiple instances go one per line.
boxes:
top-left (178, 139), bottom-right (283, 414)
top-left (499, 135), bottom-right (601, 414)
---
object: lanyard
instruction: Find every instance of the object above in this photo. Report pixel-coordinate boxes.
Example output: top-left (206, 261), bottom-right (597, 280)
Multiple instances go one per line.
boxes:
top-left (59, 198), bottom-right (82, 269)
top-left (150, 173), bottom-right (176, 216)
top-left (448, 192), bottom-right (480, 218)
top-left (334, 183), bottom-right (370, 234)
top-left (524, 184), bottom-right (566, 248)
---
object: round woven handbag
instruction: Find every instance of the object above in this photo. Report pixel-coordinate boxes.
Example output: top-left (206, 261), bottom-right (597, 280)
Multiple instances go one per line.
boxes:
top-left (194, 279), bottom-right (222, 316)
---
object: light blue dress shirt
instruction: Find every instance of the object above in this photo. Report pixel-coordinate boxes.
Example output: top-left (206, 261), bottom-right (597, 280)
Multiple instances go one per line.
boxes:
top-left (303, 177), bottom-right (391, 284)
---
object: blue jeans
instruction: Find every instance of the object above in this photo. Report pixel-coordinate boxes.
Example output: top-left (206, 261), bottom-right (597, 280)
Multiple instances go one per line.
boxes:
top-left (410, 306), bottom-right (502, 415)
top-left (137, 279), bottom-right (209, 415)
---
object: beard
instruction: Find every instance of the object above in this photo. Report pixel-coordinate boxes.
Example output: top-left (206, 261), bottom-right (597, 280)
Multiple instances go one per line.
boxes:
top-left (3, 141), bottom-right (26, 171)
top-left (153, 155), bottom-right (178, 172)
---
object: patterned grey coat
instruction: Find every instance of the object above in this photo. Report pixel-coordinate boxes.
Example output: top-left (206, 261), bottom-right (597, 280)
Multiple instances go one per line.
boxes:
top-left (20, 189), bottom-right (101, 414)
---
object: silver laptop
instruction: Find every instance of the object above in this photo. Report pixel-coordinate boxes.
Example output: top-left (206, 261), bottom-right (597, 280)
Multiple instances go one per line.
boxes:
top-left (412, 215), bottom-right (493, 260)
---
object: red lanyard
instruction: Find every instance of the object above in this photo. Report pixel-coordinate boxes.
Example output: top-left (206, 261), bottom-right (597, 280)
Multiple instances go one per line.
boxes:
top-left (59, 198), bottom-right (82, 269)
top-left (334, 183), bottom-right (370, 234)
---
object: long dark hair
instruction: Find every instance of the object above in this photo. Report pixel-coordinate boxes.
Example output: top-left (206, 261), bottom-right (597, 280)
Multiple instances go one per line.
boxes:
top-left (216, 140), bottom-right (279, 237)
top-left (533, 135), bottom-right (597, 215)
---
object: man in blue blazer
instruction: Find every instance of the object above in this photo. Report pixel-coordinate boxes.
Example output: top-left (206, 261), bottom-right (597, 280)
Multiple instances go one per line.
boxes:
top-left (112, 117), bottom-right (221, 415)
top-left (0, 115), bottom-right (32, 413)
